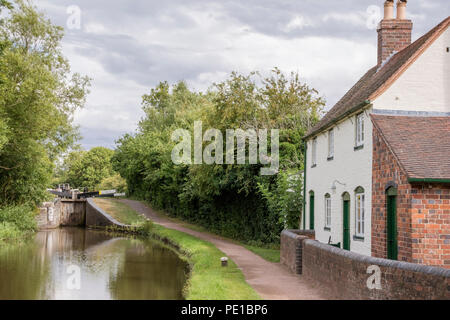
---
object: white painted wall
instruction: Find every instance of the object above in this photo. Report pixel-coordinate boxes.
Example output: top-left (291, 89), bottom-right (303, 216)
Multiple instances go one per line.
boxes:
top-left (305, 108), bottom-right (373, 256)
top-left (373, 27), bottom-right (450, 112)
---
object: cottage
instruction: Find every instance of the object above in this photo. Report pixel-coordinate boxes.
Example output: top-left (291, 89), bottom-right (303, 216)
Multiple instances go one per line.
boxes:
top-left (303, 0), bottom-right (450, 268)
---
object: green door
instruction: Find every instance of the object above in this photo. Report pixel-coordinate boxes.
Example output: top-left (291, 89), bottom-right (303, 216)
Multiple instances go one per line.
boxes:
top-left (343, 200), bottom-right (350, 250)
top-left (309, 193), bottom-right (315, 230)
top-left (387, 192), bottom-right (398, 260)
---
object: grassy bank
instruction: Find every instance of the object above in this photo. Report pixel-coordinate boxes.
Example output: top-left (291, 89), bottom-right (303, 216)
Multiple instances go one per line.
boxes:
top-left (0, 205), bottom-right (37, 243)
top-left (131, 201), bottom-right (281, 263)
top-left (95, 198), bottom-right (260, 300)
top-left (93, 198), bottom-right (146, 225)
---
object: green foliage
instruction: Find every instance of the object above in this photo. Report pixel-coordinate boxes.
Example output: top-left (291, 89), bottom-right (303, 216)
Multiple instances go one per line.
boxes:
top-left (0, 0), bottom-right (90, 205)
top-left (0, 205), bottom-right (37, 241)
top-left (257, 171), bottom-right (304, 229)
top-left (60, 147), bottom-right (115, 191)
top-left (99, 174), bottom-right (128, 193)
top-left (139, 220), bottom-right (154, 236)
top-left (113, 70), bottom-right (323, 244)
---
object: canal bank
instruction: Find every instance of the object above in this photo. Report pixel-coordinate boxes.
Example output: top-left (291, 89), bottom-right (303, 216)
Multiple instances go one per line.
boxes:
top-left (36, 197), bottom-right (261, 300)
top-left (120, 199), bottom-right (334, 300)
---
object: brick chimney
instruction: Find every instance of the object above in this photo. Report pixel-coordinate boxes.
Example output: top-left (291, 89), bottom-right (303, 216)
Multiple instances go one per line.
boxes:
top-left (377, 0), bottom-right (412, 66)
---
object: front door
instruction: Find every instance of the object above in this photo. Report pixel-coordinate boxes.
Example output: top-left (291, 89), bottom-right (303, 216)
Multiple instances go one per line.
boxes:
top-left (387, 190), bottom-right (398, 260)
top-left (309, 193), bottom-right (315, 230)
top-left (343, 200), bottom-right (350, 250)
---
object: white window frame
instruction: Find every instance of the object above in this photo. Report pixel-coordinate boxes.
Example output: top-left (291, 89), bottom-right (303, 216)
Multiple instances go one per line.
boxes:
top-left (312, 137), bottom-right (317, 166)
top-left (325, 194), bottom-right (331, 229)
top-left (328, 129), bottom-right (334, 158)
top-left (355, 192), bottom-right (365, 237)
top-left (356, 113), bottom-right (364, 147)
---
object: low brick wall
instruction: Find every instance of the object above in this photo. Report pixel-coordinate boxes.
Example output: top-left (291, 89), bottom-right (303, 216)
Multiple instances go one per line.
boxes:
top-left (280, 230), bottom-right (315, 274)
top-left (302, 239), bottom-right (450, 300)
top-left (86, 198), bottom-right (128, 228)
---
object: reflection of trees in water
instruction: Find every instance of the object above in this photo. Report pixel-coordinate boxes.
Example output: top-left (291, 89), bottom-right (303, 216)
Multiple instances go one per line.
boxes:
top-left (0, 229), bottom-right (188, 300)
top-left (0, 238), bottom-right (51, 300)
top-left (108, 240), bottom-right (188, 300)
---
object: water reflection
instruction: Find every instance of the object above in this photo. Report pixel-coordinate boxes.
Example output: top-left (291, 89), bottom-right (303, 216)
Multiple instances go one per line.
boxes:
top-left (0, 228), bottom-right (187, 300)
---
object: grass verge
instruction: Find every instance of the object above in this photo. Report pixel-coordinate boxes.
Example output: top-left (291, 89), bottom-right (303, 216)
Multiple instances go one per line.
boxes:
top-left (97, 198), bottom-right (261, 300)
top-left (93, 198), bottom-right (146, 226)
top-left (243, 244), bottom-right (280, 263)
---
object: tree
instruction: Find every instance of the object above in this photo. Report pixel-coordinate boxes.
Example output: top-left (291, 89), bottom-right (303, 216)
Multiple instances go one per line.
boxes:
top-left (62, 147), bottom-right (115, 191)
top-left (113, 70), bottom-right (324, 243)
top-left (0, 0), bottom-right (90, 205)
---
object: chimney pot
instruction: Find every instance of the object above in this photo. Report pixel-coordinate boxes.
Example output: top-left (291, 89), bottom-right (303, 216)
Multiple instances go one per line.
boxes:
top-left (397, 0), bottom-right (407, 20)
top-left (384, 1), bottom-right (394, 20)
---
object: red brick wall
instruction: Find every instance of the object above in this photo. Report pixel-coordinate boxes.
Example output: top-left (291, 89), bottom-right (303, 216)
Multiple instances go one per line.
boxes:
top-left (372, 125), bottom-right (412, 262)
top-left (280, 230), bottom-right (315, 274)
top-left (410, 184), bottom-right (450, 269)
top-left (377, 19), bottom-right (412, 65)
top-left (372, 124), bottom-right (450, 269)
top-left (302, 240), bottom-right (450, 300)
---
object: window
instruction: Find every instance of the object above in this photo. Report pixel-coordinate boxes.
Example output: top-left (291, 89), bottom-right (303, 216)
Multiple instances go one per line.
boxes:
top-left (355, 113), bottom-right (364, 147)
top-left (355, 187), bottom-right (365, 238)
top-left (325, 194), bottom-right (331, 229)
top-left (312, 137), bottom-right (317, 166)
top-left (328, 129), bottom-right (334, 159)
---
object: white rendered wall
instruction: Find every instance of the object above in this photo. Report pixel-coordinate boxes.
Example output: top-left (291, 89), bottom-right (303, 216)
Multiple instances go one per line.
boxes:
top-left (305, 108), bottom-right (373, 256)
top-left (373, 27), bottom-right (450, 113)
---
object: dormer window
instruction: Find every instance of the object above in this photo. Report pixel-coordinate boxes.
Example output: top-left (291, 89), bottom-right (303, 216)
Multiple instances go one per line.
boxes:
top-left (328, 129), bottom-right (334, 160)
top-left (312, 137), bottom-right (317, 167)
top-left (355, 113), bottom-right (364, 148)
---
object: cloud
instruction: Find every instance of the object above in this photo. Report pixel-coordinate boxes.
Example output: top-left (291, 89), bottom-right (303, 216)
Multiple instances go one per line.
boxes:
top-left (31, 0), bottom-right (449, 150)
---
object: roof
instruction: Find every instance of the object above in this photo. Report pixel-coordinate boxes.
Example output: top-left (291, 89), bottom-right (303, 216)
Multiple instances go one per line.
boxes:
top-left (305, 16), bottom-right (450, 139)
top-left (371, 115), bottom-right (450, 181)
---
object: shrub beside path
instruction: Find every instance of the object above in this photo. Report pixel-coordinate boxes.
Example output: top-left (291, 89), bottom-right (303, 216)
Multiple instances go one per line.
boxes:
top-left (121, 199), bottom-right (335, 300)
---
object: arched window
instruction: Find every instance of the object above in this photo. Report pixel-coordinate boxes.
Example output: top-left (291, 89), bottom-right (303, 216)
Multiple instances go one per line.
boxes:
top-left (355, 187), bottom-right (365, 238)
top-left (325, 193), bottom-right (331, 229)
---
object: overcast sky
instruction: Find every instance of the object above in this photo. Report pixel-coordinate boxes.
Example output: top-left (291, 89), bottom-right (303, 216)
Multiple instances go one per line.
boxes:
top-left (33, 0), bottom-right (449, 150)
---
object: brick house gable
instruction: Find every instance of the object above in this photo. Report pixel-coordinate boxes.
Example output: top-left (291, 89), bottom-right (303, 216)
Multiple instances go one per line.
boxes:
top-left (371, 115), bottom-right (450, 268)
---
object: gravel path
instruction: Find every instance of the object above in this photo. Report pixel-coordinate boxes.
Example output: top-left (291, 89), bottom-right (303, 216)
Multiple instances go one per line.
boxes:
top-left (121, 199), bottom-right (334, 300)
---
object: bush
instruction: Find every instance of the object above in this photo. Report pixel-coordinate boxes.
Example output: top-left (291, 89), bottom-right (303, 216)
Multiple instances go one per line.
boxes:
top-left (0, 205), bottom-right (37, 241)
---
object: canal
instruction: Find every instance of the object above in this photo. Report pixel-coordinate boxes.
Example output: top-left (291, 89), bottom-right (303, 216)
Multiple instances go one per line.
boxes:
top-left (0, 228), bottom-right (188, 300)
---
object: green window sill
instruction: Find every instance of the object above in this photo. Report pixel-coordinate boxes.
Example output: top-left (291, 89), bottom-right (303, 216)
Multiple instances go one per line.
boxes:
top-left (354, 145), bottom-right (364, 151)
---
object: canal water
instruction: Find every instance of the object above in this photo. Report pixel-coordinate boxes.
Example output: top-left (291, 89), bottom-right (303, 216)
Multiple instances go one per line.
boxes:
top-left (0, 228), bottom-right (188, 300)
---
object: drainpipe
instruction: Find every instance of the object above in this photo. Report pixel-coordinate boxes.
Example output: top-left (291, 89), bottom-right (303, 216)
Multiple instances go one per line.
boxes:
top-left (302, 140), bottom-right (307, 230)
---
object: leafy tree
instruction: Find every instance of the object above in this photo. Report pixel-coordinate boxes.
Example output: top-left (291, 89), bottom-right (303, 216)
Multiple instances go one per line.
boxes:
top-left (99, 174), bottom-right (127, 193)
top-left (62, 147), bottom-right (115, 191)
top-left (114, 70), bottom-right (323, 244)
top-left (0, 0), bottom-right (90, 205)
